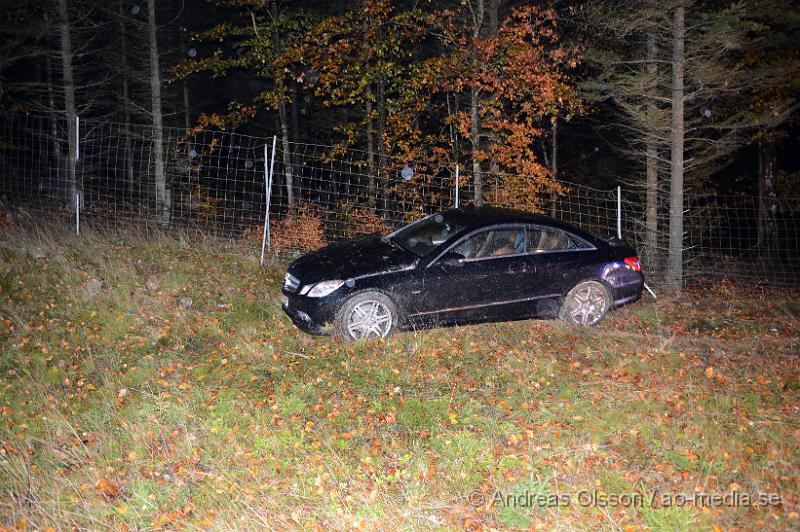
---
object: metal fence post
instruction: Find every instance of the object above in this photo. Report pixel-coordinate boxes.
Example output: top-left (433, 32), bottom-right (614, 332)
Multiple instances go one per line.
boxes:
top-left (455, 164), bottom-right (460, 208)
top-left (616, 185), bottom-right (622, 239)
top-left (260, 143), bottom-right (269, 266)
top-left (260, 136), bottom-right (278, 266)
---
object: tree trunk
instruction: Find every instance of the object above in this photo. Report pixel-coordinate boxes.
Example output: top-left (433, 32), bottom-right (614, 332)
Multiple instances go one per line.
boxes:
top-left (667, 6), bottom-right (685, 289)
top-left (468, 0), bottom-right (486, 206)
top-left (118, 0), bottom-right (134, 195)
top-left (447, 92), bottom-right (460, 164)
top-left (147, 0), bottom-right (168, 223)
top-left (377, 74), bottom-right (386, 212)
top-left (290, 78), bottom-right (301, 143)
top-left (123, 62), bottom-right (135, 197)
top-left (470, 85), bottom-right (483, 206)
top-left (366, 95), bottom-right (376, 210)
top-left (270, 20), bottom-right (294, 208)
top-left (179, 17), bottom-right (191, 130)
top-left (757, 138), bottom-right (778, 251)
top-left (645, 142), bottom-right (658, 266)
top-left (645, 26), bottom-right (659, 267)
top-left (550, 119), bottom-right (558, 217)
top-left (45, 43), bottom-right (61, 192)
top-left (182, 83), bottom-right (191, 130)
top-left (277, 78), bottom-right (294, 206)
top-left (488, 0), bottom-right (499, 34)
top-left (291, 79), bottom-right (303, 187)
top-left (56, 0), bottom-right (79, 211)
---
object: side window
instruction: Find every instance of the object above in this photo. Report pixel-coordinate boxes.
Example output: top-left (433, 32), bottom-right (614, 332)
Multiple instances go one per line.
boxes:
top-left (526, 227), bottom-right (591, 252)
top-left (452, 228), bottom-right (525, 259)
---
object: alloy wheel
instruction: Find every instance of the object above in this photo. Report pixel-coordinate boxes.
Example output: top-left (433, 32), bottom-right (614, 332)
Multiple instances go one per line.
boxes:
top-left (346, 299), bottom-right (393, 340)
top-left (567, 283), bottom-right (609, 326)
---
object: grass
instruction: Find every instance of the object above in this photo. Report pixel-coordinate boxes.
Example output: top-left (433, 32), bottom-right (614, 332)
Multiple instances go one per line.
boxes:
top-left (1, 222), bottom-right (799, 530)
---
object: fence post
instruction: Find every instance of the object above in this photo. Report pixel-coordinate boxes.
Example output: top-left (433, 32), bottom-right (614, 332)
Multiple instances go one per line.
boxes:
top-left (616, 185), bottom-right (622, 239)
top-left (455, 164), bottom-right (460, 208)
top-left (260, 143), bottom-right (269, 266)
top-left (260, 136), bottom-right (278, 266)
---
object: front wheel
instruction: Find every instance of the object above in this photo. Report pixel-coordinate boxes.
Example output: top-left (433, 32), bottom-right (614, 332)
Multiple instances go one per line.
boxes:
top-left (334, 291), bottom-right (398, 341)
top-left (559, 281), bottom-right (611, 326)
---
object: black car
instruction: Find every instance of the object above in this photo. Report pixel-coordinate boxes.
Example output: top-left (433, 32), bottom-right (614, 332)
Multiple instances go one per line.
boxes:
top-left (281, 206), bottom-right (644, 340)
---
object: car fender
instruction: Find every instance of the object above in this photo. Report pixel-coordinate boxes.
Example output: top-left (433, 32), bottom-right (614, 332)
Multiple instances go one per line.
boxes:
top-left (559, 276), bottom-right (613, 299)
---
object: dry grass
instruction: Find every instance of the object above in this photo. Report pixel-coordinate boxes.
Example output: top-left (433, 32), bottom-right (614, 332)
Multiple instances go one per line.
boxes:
top-left (1, 222), bottom-right (798, 530)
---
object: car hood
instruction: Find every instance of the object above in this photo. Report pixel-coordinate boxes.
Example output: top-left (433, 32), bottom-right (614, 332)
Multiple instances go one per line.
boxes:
top-left (286, 234), bottom-right (417, 285)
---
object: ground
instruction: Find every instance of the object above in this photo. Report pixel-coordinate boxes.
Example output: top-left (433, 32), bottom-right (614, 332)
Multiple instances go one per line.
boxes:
top-left (0, 224), bottom-right (798, 531)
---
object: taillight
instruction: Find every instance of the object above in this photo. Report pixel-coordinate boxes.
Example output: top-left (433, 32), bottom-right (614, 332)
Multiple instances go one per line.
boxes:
top-left (624, 256), bottom-right (641, 272)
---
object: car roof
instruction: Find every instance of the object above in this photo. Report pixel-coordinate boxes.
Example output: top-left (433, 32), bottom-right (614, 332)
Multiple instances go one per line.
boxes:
top-left (442, 206), bottom-right (605, 243)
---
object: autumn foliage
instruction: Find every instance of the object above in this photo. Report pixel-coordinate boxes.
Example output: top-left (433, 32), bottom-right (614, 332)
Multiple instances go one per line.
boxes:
top-left (242, 202), bottom-right (326, 253)
top-left (177, 1), bottom-right (582, 211)
top-left (475, 7), bottom-right (580, 175)
top-left (338, 202), bottom-right (391, 237)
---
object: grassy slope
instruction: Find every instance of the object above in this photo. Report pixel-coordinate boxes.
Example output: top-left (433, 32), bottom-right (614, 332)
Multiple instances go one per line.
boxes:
top-left (1, 225), bottom-right (798, 531)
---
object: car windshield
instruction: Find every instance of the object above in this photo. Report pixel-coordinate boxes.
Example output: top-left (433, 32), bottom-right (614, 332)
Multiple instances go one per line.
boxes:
top-left (387, 213), bottom-right (467, 256)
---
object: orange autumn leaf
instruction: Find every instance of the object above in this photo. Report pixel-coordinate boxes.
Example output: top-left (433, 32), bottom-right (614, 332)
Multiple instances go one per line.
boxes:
top-left (94, 477), bottom-right (122, 499)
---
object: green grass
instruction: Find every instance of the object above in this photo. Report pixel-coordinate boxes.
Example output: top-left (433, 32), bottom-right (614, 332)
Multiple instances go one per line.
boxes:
top-left (1, 223), bottom-right (799, 530)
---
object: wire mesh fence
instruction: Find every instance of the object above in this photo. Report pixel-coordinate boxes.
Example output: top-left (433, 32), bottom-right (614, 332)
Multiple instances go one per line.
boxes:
top-left (1, 113), bottom-right (798, 287)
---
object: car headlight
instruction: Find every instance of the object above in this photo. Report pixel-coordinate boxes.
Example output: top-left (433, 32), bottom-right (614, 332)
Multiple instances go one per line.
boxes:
top-left (304, 279), bottom-right (344, 298)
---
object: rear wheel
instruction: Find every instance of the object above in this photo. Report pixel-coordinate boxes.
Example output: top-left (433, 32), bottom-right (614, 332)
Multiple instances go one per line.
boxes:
top-left (559, 281), bottom-right (611, 326)
top-left (334, 291), bottom-right (398, 341)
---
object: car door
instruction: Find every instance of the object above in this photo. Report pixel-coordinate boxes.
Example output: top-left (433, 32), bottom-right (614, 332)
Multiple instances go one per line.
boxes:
top-left (413, 225), bottom-right (534, 322)
top-left (525, 225), bottom-right (599, 297)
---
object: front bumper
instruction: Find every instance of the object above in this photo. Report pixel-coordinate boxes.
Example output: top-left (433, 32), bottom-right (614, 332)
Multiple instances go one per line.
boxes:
top-left (281, 290), bottom-right (345, 335)
top-left (282, 302), bottom-right (328, 335)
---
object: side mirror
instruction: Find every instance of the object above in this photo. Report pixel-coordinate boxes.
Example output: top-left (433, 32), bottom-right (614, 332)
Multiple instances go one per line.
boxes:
top-left (438, 251), bottom-right (465, 266)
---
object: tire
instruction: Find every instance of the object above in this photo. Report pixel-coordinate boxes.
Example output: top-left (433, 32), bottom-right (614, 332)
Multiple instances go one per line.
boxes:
top-left (559, 280), bottom-right (611, 327)
top-left (334, 291), bottom-right (399, 341)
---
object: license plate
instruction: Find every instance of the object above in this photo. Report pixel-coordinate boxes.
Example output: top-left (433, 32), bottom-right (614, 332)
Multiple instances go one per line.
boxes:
top-left (282, 295), bottom-right (288, 307)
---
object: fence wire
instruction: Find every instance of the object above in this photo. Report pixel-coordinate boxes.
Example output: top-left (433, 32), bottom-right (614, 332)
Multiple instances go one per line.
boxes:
top-left (1, 113), bottom-right (798, 287)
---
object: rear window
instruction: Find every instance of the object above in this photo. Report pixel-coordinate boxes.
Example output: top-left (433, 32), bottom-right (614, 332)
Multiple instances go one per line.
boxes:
top-left (526, 227), bottom-right (594, 252)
